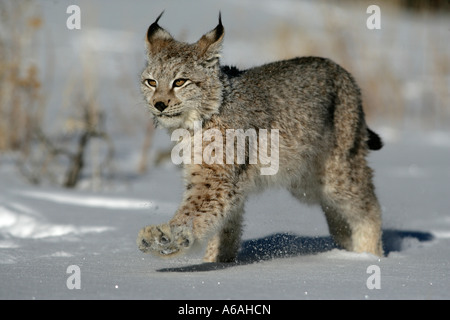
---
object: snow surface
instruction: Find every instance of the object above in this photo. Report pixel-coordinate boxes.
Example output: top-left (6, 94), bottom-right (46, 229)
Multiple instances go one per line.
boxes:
top-left (1, 0), bottom-right (449, 300)
top-left (1, 129), bottom-right (449, 300)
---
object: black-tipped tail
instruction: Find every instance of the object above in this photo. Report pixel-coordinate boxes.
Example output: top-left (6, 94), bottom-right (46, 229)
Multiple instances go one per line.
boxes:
top-left (367, 128), bottom-right (383, 150)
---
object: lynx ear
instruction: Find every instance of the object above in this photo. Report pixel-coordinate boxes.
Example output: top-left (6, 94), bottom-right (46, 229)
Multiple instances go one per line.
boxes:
top-left (196, 13), bottom-right (224, 67)
top-left (146, 11), bottom-right (173, 54)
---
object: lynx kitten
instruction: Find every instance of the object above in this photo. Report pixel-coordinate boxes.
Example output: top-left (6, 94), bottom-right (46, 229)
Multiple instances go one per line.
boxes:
top-left (137, 13), bottom-right (383, 262)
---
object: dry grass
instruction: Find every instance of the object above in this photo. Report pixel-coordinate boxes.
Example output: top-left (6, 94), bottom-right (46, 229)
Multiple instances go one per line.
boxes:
top-left (1, 1), bottom-right (448, 188)
top-left (0, 0), bottom-right (44, 152)
top-left (1, 1), bottom-right (119, 189)
top-left (268, 1), bottom-right (449, 129)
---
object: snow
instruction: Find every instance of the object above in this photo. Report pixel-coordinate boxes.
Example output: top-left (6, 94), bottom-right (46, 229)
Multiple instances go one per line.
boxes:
top-left (1, 130), bottom-right (449, 300)
top-left (1, 0), bottom-right (449, 300)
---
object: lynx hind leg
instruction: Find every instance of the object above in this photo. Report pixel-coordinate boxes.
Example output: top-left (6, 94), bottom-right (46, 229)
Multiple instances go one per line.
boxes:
top-left (321, 160), bottom-right (383, 256)
top-left (203, 205), bottom-right (244, 263)
top-left (322, 200), bottom-right (383, 256)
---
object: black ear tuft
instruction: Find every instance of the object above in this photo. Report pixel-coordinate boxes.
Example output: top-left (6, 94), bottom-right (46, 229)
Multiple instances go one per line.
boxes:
top-left (210, 11), bottom-right (224, 43)
top-left (216, 11), bottom-right (224, 41)
top-left (146, 11), bottom-right (174, 53)
top-left (147, 11), bottom-right (165, 42)
top-left (196, 12), bottom-right (225, 60)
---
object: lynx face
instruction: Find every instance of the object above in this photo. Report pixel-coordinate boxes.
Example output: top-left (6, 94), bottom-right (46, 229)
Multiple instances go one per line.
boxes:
top-left (141, 13), bottom-right (225, 130)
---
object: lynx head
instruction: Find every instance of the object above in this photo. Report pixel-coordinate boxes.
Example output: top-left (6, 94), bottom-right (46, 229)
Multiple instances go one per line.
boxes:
top-left (141, 12), bottom-right (224, 130)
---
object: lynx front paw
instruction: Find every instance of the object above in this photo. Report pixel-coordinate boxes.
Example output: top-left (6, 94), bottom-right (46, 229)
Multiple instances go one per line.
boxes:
top-left (137, 223), bottom-right (194, 258)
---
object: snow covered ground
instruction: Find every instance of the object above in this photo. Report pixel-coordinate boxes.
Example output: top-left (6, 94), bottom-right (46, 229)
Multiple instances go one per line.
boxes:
top-left (1, 0), bottom-right (449, 300)
top-left (1, 129), bottom-right (449, 300)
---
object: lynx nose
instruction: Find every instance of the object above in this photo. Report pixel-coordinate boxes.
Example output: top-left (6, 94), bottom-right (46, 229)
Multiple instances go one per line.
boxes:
top-left (154, 101), bottom-right (168, 112)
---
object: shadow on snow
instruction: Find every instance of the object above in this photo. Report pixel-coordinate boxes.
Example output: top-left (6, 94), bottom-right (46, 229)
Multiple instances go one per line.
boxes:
top-left (156, 229), bottom-right (434, 272)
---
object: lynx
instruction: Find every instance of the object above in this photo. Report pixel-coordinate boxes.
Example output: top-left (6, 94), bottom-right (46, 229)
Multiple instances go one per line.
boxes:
top-left (137, 13), bottom-right (384, 263)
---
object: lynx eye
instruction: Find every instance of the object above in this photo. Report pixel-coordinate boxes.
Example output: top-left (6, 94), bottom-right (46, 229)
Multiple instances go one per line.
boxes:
top-left (144, 79), bottom-right (157, 88)
top-left (173, 78), bottom-right (188, 88)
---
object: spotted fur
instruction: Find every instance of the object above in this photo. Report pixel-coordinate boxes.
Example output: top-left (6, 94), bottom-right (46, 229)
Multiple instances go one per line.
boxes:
top-left (137, 13), bottom-right (383, 262)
